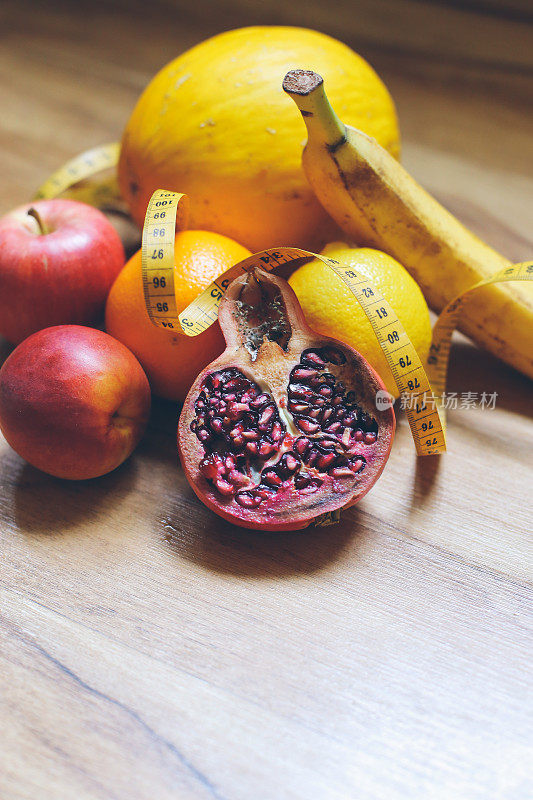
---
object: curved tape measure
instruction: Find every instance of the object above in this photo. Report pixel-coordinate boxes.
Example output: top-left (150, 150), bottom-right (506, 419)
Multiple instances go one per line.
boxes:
top-left (426, 261), bottom-right (533, 403)
top-left (142, 191), bottom-right (445, 455)
top-left (34, 142), bottom-right (122, 209)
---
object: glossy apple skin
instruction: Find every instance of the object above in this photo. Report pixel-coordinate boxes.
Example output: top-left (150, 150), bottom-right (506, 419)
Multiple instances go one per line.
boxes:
top-left (0, 199), bottom-right (125, 344)
top-left (0, 326), bottom-right (151, 479)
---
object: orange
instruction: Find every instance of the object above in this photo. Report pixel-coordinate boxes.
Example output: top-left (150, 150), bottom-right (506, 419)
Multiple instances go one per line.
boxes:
top-left (105, 230), bottom-right (251, 401)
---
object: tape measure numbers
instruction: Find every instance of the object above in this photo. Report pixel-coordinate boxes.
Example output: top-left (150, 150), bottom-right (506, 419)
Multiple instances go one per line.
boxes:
top-left (141, 191), bottom-right (189, 329)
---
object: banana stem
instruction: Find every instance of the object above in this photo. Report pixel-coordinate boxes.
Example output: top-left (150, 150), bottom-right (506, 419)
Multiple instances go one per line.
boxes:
top-left (283, 70), bottom-right (346, 150)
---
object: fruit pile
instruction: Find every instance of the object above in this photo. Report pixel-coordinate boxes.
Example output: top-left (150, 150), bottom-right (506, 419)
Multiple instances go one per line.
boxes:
top-left (0, 26), bottom-right (530, 531)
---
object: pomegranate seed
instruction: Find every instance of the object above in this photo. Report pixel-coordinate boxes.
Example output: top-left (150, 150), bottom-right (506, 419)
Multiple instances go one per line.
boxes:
top-left (285, 454), bottom-right (299, 471)
top-left (196, 427), bottom-right (212, 443)
top-left (294, 437), bottom-right (311, 456)
top-left (329, 467), bottom-right (354, 479)
top-left (292, 367), bottom-right (319, 380)
top-left (296, 418), bottom-right (320, 434)
top-left (250, 393), bottom-right (270, 409)
top-left (241, 389), bottom-right (258, 403)
top-left (306, 448), bottom-right (319, 467)
top-left (325, 422), bottom-right (341, 433)
top-left (364, 432), bottom-right (377, 444)
top-left (199, 458), bottom-right (219, 480)
top-left (278, 452), bottom-right (301, 478)
top-left (224, 377), bottom-right (250, 392)
top-left (271, 422), bottom-right (284, 442)
top-left (294, 476), bottom-right (322, 493)
top-left (235, 491), bottom-right (262, 508)
top-left (245, 442), bottom-right (258, 456)
top-left (316, 438), bottom-right (338, 451)
top-left (351, 459), bottom-right (365, 473)
top-left (210, 417), bottom-right (224, 434)
top-left (259, 440), bottom-right (275, 457)
top-left (321, 408), bottom-right (333, 423)
top-left (354, 429), bottom-right (364, 441)
top-left (289, 385), bottom-right (314, 401)
top-left (319, 386), bottom-right (333, 398)
top-left (301, 349), bottom-right (326, 368)
top-left (288, 402), bottom-right (310, 414)
top-left (262, 470), bottom-right (282, 487)
top-left (307, 408), bottom-right (321, 419)
top-left (341, 428), bottom-right (352, 447)
top-left (228, 470), bottom-right (248, 487)
top-left (317, 453), bottom-right (336, 470)
top-left (255, 485), bottom-right (276, 499)
top-left (258, 405), bottom-right (275, 428)
top-left (242, 430), bottom-right (259, 440)
top-left (227, 401), bottom-right (249, 420)
top-left (215, 478), bottom-right (235, 496)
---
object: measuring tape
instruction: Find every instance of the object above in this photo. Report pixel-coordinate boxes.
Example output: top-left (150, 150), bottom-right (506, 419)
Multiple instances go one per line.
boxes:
top-left (426, 261), bottom-right (533, 415)
top-left (34, 142), bottom-right (123, 210)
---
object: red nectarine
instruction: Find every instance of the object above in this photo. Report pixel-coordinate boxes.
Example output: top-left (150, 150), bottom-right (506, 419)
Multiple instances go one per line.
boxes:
top-left (0, 326), bottom-right (151, 479)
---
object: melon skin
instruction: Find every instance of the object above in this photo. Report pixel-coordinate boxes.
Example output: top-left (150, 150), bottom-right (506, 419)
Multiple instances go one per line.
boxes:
top-left (118, 26), bottom-right (400, 252)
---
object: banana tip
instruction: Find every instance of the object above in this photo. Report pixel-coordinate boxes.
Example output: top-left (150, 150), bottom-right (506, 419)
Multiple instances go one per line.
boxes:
top-left (283, 69), bottom-right (323, 96)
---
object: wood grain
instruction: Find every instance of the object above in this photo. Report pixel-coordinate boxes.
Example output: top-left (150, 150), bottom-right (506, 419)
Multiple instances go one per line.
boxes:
top-left (0, 2), bottom-right (532, 799)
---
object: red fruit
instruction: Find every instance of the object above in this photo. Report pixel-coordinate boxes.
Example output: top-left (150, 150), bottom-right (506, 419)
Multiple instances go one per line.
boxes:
top-left (0, 325), bottom-right (150, 479)
top-left (178, 269), bottom-right (395, 531)
top-left (0, 200), bottom-right (125, 344)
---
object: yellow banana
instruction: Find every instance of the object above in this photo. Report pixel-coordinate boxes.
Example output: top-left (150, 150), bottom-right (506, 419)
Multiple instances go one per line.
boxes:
top-left (283, 69), bottom-right (533, 380)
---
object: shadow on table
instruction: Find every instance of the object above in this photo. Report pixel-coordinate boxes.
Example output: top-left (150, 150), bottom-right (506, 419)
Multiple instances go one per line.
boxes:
top-left (446, 338), bottom-right (533, 418)
top-left (11, 456), bottom-right (138, 535)
top-left (161, 490), bottom-right (364, 579)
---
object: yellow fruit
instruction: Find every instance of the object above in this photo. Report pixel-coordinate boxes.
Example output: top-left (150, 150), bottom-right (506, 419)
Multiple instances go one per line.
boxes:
top-left (119, 26), bottom-right (400, 252)
top-left (288, 243), bottom-right (432, 397)
top-left (105, 230), bottom-right (251, 402)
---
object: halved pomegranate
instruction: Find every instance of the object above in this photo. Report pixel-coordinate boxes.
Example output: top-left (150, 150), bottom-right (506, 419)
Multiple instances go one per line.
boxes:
top-left (178, 268), bottom-right (395, 531)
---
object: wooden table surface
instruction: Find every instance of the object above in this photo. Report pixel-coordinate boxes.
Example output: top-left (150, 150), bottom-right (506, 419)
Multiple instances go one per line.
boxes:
top-left (1, 2), bottom-right (532, 799)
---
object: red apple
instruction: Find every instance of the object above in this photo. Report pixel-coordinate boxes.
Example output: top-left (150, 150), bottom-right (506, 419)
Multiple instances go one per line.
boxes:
top-left (0, 326), bottom-right (151, 479)
top-left (0, 199), bottom-right (125, 344)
